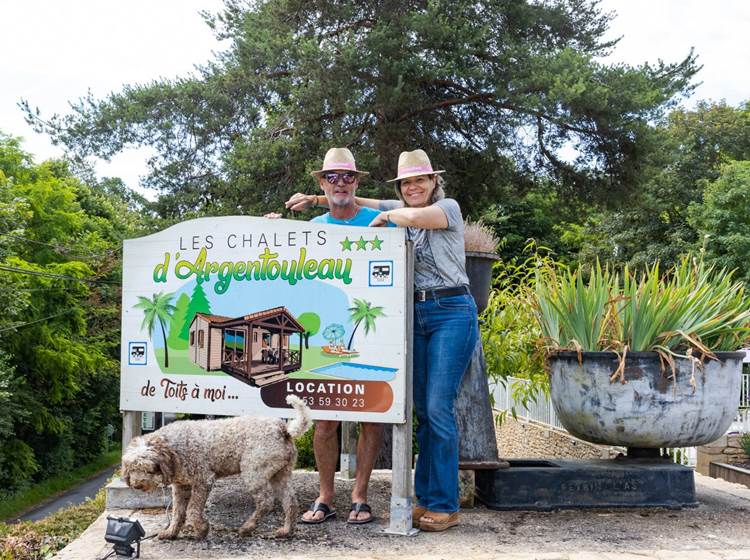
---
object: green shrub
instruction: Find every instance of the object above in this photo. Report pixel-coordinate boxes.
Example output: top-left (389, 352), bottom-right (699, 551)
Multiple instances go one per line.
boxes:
top-left (741, 432), bottom-right (750, 459)
top-left (0, 440), bottom-right (37, 496)
top-left (0, 485), bottom-right (106, 560)
top-left (295, 426), bottom-right (315, 469)
top-left (480, 246), bottom-right (551, 420)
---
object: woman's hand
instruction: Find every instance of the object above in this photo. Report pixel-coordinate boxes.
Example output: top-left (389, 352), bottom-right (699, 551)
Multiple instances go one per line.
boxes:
top-left (285, 192), bottom-right (317, 211)
top-left (369, 212), bottom-right (390, 227)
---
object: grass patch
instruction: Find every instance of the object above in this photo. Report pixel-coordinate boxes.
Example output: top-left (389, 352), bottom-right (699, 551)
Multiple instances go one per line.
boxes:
top-left (0, 484), bottom-right (108, 560)
top-left (0, 448), bottom-right (121, 522)
top-left (155, 345), bottom-right (351, 379)
top-left (154, 348), bottom-right (215, 375)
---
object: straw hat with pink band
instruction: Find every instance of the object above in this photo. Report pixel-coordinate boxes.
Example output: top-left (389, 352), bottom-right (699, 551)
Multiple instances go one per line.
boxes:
top-left (310, 147), bottom-right (369, 177)
top-left (387, 149), bottom-right (445, 182)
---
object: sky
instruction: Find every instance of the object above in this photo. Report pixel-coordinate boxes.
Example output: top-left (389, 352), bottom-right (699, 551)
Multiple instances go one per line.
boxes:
top-left (1, 0), bottom-right (749, 197)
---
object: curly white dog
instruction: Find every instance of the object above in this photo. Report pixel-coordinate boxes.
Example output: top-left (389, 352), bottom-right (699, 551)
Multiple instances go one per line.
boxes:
top-left (122, 395), bottom-right (311, 539)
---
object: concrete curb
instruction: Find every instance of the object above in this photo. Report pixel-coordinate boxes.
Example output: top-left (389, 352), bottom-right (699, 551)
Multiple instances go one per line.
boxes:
top-left (53, 509), bottom-right (131, 560)
top-left (106, 477), bottom-right (171, 509)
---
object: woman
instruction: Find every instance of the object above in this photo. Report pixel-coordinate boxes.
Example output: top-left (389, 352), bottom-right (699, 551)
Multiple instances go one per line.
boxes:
top-left (287, 149), bottom-right (478, 532)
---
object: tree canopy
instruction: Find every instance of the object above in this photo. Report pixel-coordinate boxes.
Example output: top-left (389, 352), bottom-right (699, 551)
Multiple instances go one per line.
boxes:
top-left (0, 133), bottom-right (137, 494)
top-left (24, 0), bottom-right (698, 219)
top-left (690, 161), bottom-right (750, 283)
top-left (577, 101), bottom-right (750, 268)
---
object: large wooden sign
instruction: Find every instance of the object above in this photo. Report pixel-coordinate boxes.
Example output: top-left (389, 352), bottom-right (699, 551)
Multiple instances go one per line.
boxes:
top-left (120, 217), bottom-right (407, 422)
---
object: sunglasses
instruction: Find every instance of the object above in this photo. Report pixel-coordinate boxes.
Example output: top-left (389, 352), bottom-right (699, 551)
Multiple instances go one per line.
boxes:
top-left (324, 172), bottom-right (357, 185)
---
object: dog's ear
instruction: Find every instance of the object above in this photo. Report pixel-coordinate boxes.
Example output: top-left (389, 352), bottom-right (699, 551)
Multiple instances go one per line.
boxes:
top-left (149, 436), bottom-right (178, 484)
top-left (121, 438), bottom-right (141, 487)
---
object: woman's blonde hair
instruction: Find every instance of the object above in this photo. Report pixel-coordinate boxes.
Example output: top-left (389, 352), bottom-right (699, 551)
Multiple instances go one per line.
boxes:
top-left (394, 174), bottom-right (446, 206)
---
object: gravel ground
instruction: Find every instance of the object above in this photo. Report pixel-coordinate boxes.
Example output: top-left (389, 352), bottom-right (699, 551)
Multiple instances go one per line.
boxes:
top-left (110, 470), bottom-right (750, 559)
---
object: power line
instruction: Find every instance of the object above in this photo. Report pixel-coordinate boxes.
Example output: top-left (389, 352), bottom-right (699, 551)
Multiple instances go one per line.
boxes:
top-left (0, 216), bottom-right (123, 260)
top-left (0, 265), bottom-right (121, 285)
top-left (0, 310), bottom-right (74, 334)
top-left (13, 287), bottom-right (83, 293)
top-left (0, 232), bottom-right (116, 260)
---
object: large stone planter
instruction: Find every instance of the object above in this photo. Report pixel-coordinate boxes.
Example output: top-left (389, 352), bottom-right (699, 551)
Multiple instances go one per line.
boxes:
top-left (548, 351), bottom-right (744, 448)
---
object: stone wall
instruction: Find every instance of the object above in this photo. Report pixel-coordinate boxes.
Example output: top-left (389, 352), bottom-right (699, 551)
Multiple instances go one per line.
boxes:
top-left (493, 412), bottom-right (623, 460)
top-left (697, 433), bottom-right (749, 476)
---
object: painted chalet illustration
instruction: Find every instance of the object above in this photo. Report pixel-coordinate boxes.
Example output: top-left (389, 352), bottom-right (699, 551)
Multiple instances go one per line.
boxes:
top-left (188, 306), bottom-right (304, 387)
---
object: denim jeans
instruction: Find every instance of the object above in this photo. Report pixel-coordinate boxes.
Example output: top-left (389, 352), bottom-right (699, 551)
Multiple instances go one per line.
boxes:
top-left (413, 293), bottom-right (478, 513)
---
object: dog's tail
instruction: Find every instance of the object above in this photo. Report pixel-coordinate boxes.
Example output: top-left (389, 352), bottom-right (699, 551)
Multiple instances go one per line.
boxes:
top-left (284, 395), bottom-right (313, 439)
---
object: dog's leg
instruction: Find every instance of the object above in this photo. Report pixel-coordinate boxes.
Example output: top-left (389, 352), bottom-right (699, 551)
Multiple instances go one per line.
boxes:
top-left (272, 467), bottom-right (297, 538)
top-left (237, 452), bottom-right (286, 537)
top-left (184, 483), bottom-right (211, 539)
top-left (158, 484), bottom-right (191, 540)
top-left (238, 490), bottom-right (274, 537)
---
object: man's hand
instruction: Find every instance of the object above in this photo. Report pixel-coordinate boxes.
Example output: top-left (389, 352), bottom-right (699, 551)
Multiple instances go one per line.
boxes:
top-left (263, 212), bottom-right (283, 219)
top-left (285, 193), bottom-right (317, 211)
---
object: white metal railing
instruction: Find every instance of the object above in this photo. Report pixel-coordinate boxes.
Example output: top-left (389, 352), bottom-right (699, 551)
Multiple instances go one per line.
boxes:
top-left (491, 376), bottom-right (564, 430)
top-left (730, 408), bottom-right (750, 433)
top-left (491, 373), bottom-right (750, 467)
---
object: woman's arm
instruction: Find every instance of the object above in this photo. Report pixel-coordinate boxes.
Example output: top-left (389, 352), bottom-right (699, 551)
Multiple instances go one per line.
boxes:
top-left (353, 196), bottom-right (383, 209)
top-left (369, 205), bottom-right (449, 229)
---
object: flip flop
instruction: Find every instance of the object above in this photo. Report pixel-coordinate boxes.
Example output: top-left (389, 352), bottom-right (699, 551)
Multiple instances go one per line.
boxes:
top-left (300, 502), bottom-right (336, 524)
top-left (347, 502), bottom-right (375, 525)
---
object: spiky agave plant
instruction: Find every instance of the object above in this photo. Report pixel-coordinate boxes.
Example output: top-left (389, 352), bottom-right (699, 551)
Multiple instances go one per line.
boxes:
top-left (533, 254), bottom-right (750, 383)
top-left (533, 260), bottom-right (614, 352)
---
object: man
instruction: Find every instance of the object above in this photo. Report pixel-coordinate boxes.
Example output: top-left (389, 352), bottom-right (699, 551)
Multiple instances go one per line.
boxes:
top-left (282, 147), bottom-right (389, 525)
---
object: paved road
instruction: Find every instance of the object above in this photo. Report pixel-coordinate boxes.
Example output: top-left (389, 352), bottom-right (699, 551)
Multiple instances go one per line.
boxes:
top-left (14, 466), bottom-right (118, 522)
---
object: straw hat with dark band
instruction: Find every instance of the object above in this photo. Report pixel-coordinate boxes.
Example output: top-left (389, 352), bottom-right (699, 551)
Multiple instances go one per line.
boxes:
top-left (310, 147), bottom-right (369, 177)
top-left (387, 149), bottom-right (445, 182)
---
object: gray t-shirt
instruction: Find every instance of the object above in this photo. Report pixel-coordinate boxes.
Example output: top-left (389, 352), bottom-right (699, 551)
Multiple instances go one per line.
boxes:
top-left (380, 198), bottom-right (470, 290)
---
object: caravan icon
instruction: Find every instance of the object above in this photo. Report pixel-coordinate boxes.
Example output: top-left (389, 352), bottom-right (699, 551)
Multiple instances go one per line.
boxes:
top-left (369, 260), bottom-right (394, 286)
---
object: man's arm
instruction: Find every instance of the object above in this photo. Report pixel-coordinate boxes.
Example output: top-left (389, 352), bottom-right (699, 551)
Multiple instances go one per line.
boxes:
top-left (285, 193), bottom-right (384, 211)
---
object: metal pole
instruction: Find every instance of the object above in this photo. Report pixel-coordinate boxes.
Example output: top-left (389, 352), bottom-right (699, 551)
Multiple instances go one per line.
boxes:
top-left (339, 422), bottom-right (357, 479)
top-left (385, 241), bottom-right (418, 536)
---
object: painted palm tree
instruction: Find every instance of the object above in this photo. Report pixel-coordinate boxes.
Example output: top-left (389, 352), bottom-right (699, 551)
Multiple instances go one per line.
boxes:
top-left (346, 299), bottom-right (385, 350)
top-left (134, 292), bottom-right (176, 368)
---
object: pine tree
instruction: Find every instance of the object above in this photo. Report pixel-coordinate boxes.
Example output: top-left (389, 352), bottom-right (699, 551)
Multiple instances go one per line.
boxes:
top-left (24, 0), bottom-right (698, 218)
top-left (179, 283), bottom-right (212, 340)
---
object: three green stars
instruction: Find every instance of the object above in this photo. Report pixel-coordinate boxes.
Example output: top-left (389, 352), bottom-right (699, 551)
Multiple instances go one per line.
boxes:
top-left (339, 235), bottom-right (384, 251)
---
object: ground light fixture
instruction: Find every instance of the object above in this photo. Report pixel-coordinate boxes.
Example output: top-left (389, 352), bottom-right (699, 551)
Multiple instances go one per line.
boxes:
top-left (103, 515), bottom-right (146, 558)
